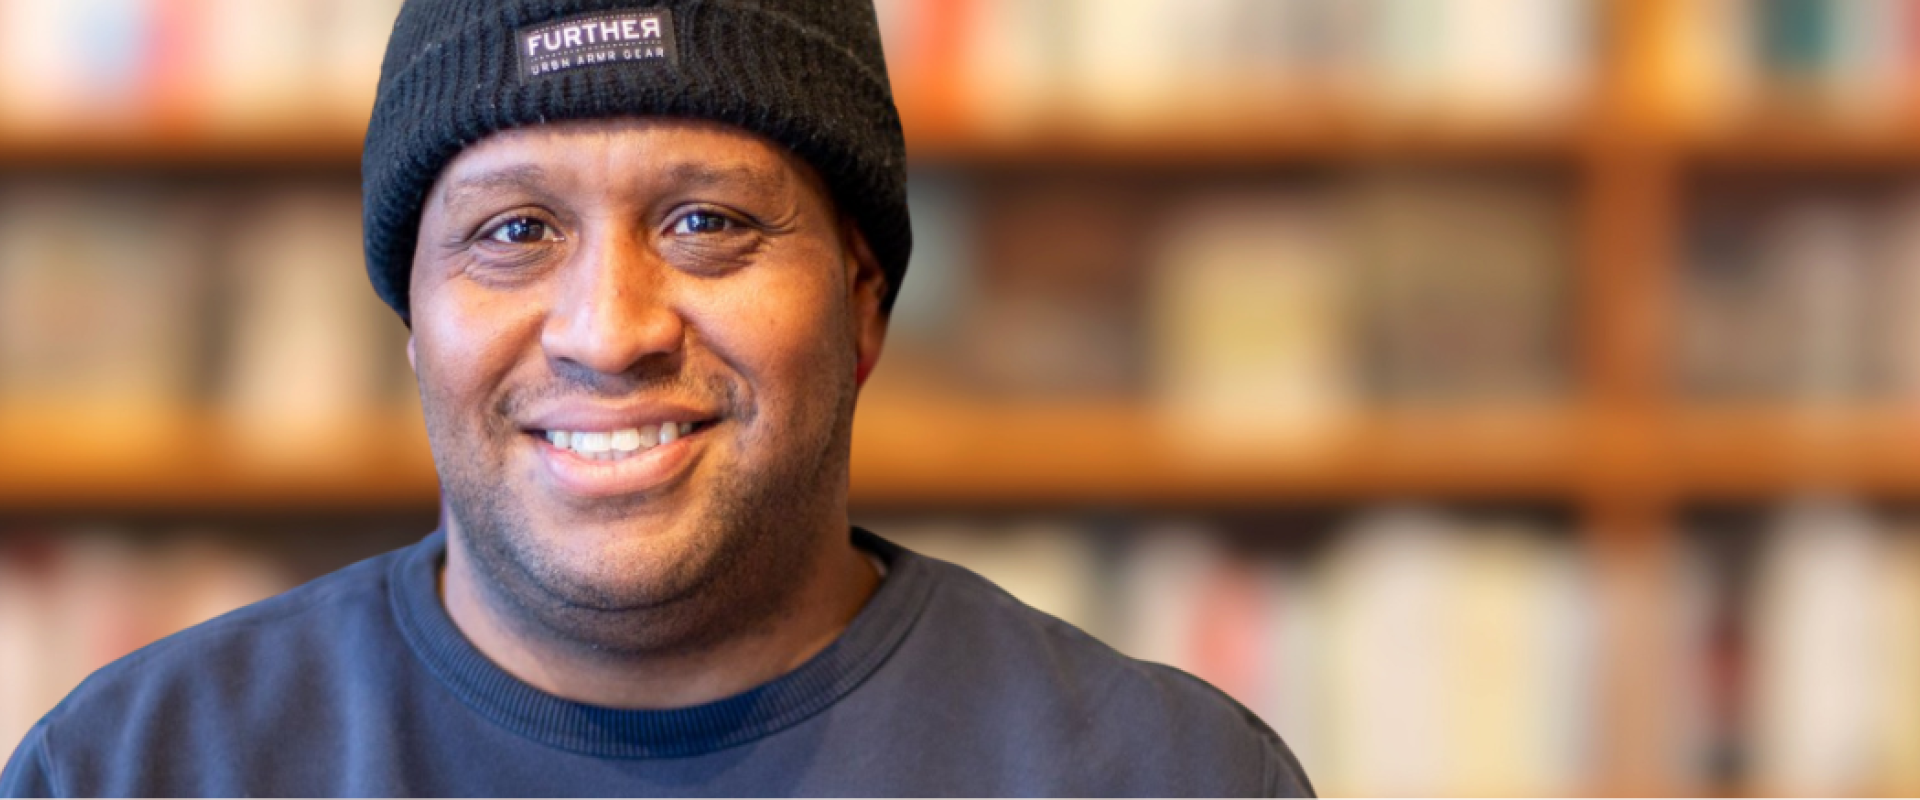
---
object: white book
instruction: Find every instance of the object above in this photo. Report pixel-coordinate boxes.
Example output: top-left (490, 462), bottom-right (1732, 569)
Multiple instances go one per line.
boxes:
top-left (314, 0), bottom-right (404, 121)
top-left (1439, 520), bottom-right (1594, 796)
top-left (1259, 558), bottom-right (1325, 782)
top-left (1875, 525), bottom-right (1920, 793)
top-left (1751, 498), bottom-right (1883, 795)
top-left (1438, 0), bottom-right (1594, 124)
top-left (0, 0), bottom-right (160, 127)
top-left (193, 0), bottom-right (318, 128)
top-left (1359, 0), bottom-right (1449, 118)
top-left (220, 187), bottom-right (391, 453)
top-left (1059, 0), bottom-right (1186, 126)
top-left (1319, 507), bottom-right (1453, 796)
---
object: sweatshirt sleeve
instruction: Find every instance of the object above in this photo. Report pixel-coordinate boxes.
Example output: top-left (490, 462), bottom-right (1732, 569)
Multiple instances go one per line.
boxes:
top-left (0, 721), bottom-right (58, 798)
top-left (1263, 734), bottom-right (1315, 798)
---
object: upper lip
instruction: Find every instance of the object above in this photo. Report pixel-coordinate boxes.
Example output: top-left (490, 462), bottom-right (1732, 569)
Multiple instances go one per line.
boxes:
top-left (518, 400), bottom-right (717, 433)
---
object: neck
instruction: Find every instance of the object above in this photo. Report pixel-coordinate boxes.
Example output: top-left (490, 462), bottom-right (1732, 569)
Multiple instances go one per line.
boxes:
top-left (439, 518), bottom-right (880, 710)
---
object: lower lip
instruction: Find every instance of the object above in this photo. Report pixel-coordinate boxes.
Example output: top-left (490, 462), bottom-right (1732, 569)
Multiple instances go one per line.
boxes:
top-left (527, 427), bottom-right (707, 499)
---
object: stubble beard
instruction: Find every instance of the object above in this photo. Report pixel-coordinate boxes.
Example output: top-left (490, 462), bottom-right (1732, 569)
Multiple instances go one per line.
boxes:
top-left (426, 365), bottom-right (858, 661)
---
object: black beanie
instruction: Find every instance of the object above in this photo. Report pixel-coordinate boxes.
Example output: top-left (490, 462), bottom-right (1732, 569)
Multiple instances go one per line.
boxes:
top-left (362, 0), bottom-right (912, 324)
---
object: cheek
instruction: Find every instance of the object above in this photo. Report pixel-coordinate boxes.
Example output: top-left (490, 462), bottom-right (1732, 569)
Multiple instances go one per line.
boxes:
top-left (691, 268), bottom-right (853, 409)
top-left (412, 284), bottom-right (543, 424)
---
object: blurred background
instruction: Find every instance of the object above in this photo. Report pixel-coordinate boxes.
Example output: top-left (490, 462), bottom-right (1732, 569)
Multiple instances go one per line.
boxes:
top-left (5, 0), bottom-right (1920, 795)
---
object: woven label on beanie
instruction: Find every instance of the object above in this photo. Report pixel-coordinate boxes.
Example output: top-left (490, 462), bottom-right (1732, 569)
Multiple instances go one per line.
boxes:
top-left (517, 9), bottom-right (678, 80)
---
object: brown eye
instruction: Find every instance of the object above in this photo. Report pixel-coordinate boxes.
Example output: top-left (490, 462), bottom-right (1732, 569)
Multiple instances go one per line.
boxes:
top-left (487, 217), bottom-right (557, 244)
top-left (671, 211), bottom-right (733, 235)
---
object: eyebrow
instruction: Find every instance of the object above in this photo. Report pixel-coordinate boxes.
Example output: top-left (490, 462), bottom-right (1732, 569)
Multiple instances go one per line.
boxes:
top-left (660, 161), bottom-right (789, 198)
top-left (439, 164), bottom-right (553, 210)
top-left (436, 159), bottom-right (793, 213)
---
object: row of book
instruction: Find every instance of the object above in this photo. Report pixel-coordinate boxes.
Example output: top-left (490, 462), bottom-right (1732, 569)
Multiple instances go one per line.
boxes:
top-left (0, 0), bottom-right (400, 132)
top-left (1682, 179), bottom-right (1920, 400)
top-left (0, 180), bottom-right (415, 428)
top-left (1660, 0), bottom-right (1920, 128)
top-left (0, 0), bottom-right (1601, 137)
top-left (894, 169), bottom-right (1576, 410)
top-left (1677, 499), bottom-right (1920, 795)
top-left (11, 0), bottom-right (1919, 142)
top-left (879, 0), bottom-right (1597, 130)
top-left (890, 502), bottom-right (1920, 797)
top-left (912, 168), bottom-right (1920, 408)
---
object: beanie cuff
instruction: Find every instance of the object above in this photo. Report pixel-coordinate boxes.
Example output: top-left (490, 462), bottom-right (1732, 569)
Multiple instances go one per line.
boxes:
top-left (363, 0), bottom-right (911, 324)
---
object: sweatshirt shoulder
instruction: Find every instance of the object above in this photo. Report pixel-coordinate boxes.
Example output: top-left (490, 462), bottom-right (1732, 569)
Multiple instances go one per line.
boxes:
top-left (904, 551), bottom-right (1315, 796)
top-left (37, 543), bottom-right (409, 733)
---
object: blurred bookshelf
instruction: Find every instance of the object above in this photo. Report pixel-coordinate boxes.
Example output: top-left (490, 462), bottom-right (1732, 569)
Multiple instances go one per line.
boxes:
top-left (8, 0), bottom-right (1920, 796)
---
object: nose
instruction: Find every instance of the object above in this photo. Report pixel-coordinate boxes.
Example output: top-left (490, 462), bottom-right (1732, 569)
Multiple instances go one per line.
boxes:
top-left (539, 229), bottom-right (684, 377)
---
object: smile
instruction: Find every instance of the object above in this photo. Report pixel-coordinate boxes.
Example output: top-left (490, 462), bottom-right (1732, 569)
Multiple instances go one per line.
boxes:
top-left (540, 422), bottom-right (701, 462)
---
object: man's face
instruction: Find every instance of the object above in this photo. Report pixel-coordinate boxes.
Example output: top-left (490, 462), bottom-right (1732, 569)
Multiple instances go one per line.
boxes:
top-left (408, 118), bottom-right (886, 651)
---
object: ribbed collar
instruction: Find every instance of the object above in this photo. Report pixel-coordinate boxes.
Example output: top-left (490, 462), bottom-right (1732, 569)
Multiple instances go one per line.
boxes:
top-left (389, 528), bottom-right (933, 758)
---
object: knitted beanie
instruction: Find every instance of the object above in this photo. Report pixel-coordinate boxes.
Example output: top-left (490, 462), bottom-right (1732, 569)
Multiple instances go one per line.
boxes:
top-left (362, 0), bottom-right (912, 324)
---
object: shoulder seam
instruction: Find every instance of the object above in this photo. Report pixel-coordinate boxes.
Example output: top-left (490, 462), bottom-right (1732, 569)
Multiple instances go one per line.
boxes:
top-left (36, 718), bottom-right (62, 798)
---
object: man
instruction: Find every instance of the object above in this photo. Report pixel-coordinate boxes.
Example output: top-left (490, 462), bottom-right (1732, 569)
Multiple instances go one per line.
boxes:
top-left (2, 0), bottom-right (1312, 795)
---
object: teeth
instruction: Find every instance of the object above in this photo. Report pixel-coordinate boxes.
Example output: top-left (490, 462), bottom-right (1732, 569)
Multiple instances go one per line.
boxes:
top-left (542, 423), bottom-right (699, 460)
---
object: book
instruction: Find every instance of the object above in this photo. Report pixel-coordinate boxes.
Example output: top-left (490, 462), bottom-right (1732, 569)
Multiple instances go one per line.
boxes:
top-left (217, 185), bottom-right (398, 455)
top-left (1348, 172), bottom-right (1572, 403)
top-left (1749, 498), bottom-right (1882, 795)
top-left (1149, 189), bottom-right (1355, 446)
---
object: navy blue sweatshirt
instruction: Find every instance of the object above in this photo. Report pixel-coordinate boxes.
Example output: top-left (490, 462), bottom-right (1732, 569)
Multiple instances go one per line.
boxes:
top-left (1, 529), bottom-right (1312, 796)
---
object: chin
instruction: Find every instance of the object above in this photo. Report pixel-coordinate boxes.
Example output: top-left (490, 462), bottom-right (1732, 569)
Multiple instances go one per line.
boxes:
top-left (509, 495), bottom-right (734, 612)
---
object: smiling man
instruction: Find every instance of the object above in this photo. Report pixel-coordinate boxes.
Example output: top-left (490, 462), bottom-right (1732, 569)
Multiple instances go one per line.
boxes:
top-left (1, 0), bottom-right (1311, 796)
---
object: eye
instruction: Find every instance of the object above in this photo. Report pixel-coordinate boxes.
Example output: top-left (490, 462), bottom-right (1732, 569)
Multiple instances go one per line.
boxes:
top-left (486, 217), bottom-right (559, 245)
top-left (671, 211), bottom-right (734, 235)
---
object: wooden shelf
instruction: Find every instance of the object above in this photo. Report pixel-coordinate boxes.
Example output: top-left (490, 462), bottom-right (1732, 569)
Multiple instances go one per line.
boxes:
top-left (0, 123), bottom-right (368, 170)
top-left (11, 400), bottom-right (1920, 513)
top-left (0, 401), bottom-right (1583, 513)
top-left (850, 399), bottom-right (1585, 507)
top-left (0, 115), bottom-right (1595, 171)
top-left (17, 107), bottom-right (1920, 172)
top-left (904, 113), bottom-right (1593, 167)
top-left (1680, 123), bottom-right (1920, 169)
top-left (0, 404), bottom-right (437, 513)
top-left (1664, 405), bottom-right (1920, 500)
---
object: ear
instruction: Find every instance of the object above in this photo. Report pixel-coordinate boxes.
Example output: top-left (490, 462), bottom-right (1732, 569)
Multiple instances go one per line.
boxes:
top-left (841, 219), bottom-right (889, 389)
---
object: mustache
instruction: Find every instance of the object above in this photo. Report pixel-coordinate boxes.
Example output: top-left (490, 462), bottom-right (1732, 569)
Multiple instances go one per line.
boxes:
top-left (495, 369), bottom-right (744, 420)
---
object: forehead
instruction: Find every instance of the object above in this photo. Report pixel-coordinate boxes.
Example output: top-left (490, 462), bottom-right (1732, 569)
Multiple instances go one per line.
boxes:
top-left (428, 117), bottom-right (830, 209)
